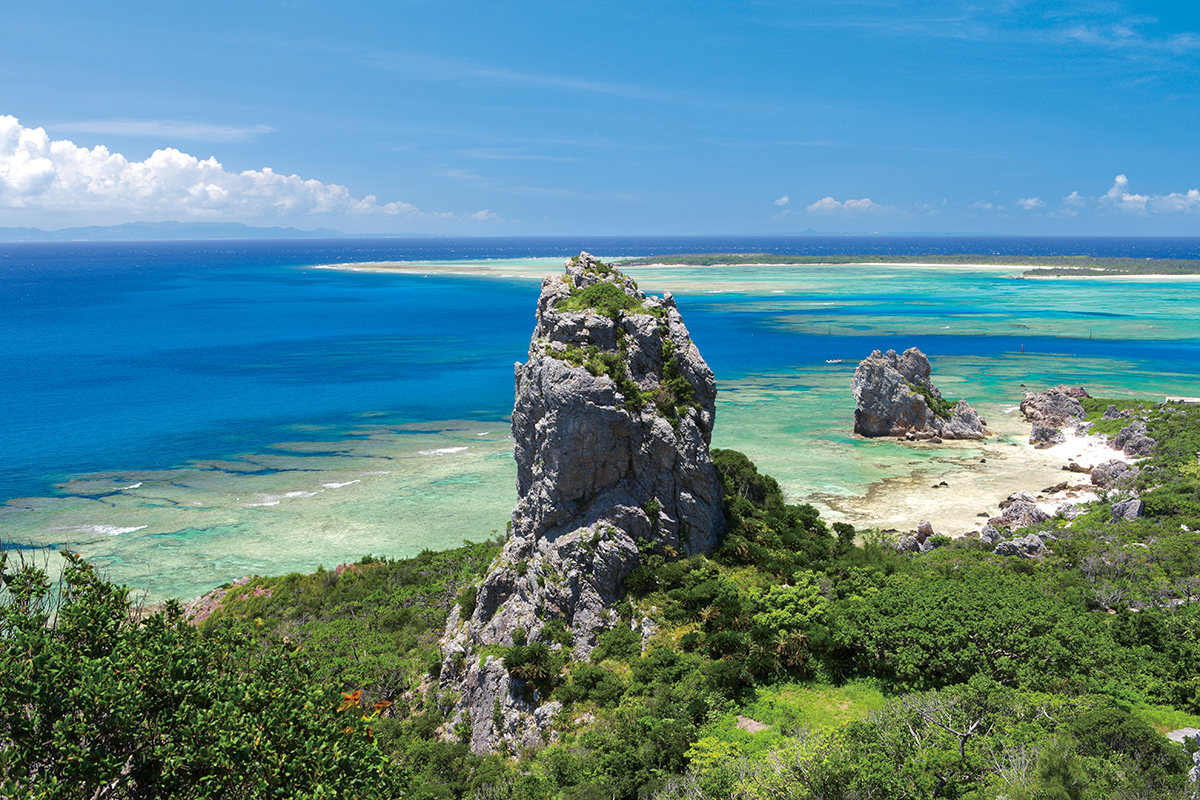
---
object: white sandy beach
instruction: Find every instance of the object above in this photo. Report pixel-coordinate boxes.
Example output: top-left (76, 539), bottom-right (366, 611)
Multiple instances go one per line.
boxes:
top-left (821, 412), bottom-right (1135, 538)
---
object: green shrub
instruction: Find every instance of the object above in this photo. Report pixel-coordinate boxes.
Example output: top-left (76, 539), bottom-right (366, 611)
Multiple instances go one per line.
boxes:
top-left (540, 617), bottom-right (574, 649)
top-left (558, 664), bottom-right (627, 708)
top-left (592, 625), bottom-right (641, 662)
top-left (0, 551), bottom-right (389, 799)
top-left (456, 585), bottom-right (478, 620)
top-left (907, 380), bottom-right (955, 419)
top-left (555, 280), bottom-right (643, 319)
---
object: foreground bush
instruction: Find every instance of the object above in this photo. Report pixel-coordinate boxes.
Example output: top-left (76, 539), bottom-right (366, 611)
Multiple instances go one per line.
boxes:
top-left (0, 550), bottom-right (388, 799)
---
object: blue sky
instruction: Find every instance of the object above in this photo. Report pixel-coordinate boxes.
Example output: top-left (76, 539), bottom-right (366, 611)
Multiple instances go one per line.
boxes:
top-left (3, 1), bottom-right (1199, 235)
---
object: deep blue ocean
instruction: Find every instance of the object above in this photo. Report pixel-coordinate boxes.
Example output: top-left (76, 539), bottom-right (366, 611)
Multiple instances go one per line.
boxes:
top-left (3, 235), bottom-right (1200, 597)
top-left (5, 234), bottom-right (1199, 498)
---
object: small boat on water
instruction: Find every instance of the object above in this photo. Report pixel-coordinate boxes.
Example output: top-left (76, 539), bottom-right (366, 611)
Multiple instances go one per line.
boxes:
top-left (826, 359), bottom-right (842, 364)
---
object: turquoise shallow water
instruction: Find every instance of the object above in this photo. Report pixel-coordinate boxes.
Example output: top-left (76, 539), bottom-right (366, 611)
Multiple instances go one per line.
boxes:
top-left (3, 240), bottom-right (1198, 600)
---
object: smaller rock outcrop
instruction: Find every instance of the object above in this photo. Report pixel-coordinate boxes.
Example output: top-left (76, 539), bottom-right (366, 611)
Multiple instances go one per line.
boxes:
top-left (1020, 385), bottom-right (1089, 429)
top-left (1091, 459), bottom-right (1135, 489)
top-left (1020, 386), bottom-right (1088, 446)
top-left (1112, 498), bottom-right (1145, 521)
top-left (852, 348), bottom-right (986, 440)
top-left (988, 490), bottom-right (1051, 530)
top-left (1029, 421), bottom-right (1067, 449)
top-left (1101, 404), bottom-right (1127, 421)
top-left (1111, 420), bottom-right (1156, 457)
top-left (994, 531), bottom-right (1055, 558)
top-left (896, 520), bottom-right (937, 553)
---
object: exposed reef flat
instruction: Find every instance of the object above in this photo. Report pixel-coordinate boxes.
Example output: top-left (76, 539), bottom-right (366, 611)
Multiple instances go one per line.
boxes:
top-left (615, 252), bottom-right (1200, 276)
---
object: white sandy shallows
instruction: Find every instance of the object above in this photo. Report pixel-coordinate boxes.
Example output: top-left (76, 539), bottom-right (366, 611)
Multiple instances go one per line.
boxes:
top-left (821, 413), bottom-right (1133, 538)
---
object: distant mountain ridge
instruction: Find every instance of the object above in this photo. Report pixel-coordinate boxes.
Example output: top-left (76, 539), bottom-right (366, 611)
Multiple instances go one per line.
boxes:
top-left (0, 221), bottom-right (437, 242)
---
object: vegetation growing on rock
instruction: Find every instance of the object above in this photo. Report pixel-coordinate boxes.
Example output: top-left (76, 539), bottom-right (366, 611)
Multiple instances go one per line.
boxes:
top-left (553, 279), bottom-right (644, 318)
top-left (908, 379), bottom-right (955, 420)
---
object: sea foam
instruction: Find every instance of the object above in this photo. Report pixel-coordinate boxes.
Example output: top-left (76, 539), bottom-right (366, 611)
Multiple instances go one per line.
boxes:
top-left (56, 524), bottom-right (149, 536)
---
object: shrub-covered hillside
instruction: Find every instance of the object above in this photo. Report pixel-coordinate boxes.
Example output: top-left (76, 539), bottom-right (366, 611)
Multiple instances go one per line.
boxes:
top-left (3, 400), bottom-right (1199, 799)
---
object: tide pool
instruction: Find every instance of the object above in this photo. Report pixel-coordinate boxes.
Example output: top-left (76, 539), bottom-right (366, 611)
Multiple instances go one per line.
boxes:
top-left (3, 238), bottom-right (1199, 600)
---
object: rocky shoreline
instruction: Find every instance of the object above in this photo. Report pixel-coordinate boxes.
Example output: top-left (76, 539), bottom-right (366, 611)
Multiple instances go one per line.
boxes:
top-left (847, 355), bottom-right (1158, 554)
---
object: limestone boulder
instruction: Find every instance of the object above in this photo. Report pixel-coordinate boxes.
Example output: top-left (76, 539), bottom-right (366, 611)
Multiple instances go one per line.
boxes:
top-left (1112, 498), bottom-right (1145, 521)
top-left (1111, 420), bottom-right (1156, 457)
top-left (851, 347), bottom-right (986, 440)
top-left (1030, 421), bottom-right (1067, 449)
top-left (1091, 459), bottom-right (1135, 489)
top-left (1020, 386), bottom-right (1088, 430)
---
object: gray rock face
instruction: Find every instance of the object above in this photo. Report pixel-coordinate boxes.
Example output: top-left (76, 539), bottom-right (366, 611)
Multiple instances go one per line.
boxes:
top-left (989, 491), bottom-right (1051, 530)
top-left (994, 531), bottom-right (1055, 558)
top-left (439, 253), bottom-right (725, 754)
top-left (897, 520), bottom-right (936, 553)
top-left (1111, 420), bottom-right (1156, 457)
top-left (979, 525), bottom-right (1003, 545)
top-left (1030, 421), bottom-right (1067, 449)
top-left (851, 348), bottom-right (986, 440)
top-left (1101, 404), bottom-right (1126, 421)
top-left (1112, 498), bottom-right (1145, 521)
top-left (1091, 459), bottom-right (1135, 489)
top-left (1020, 386), bottom-right (1088, 430)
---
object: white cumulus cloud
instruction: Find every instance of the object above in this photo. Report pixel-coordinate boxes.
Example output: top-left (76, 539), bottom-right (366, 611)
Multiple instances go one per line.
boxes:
top-left (806, 196), bottom-right (880, 213)
top-left (774, 195), bottom-right (789, 206)
top-left (1055, 191), bottom-right (1086, 218)
top-left (1101, 174), bottom-right (1200, 214)
top-left (1016, 197), bottom-right (1044, 210)
top-left (0, 115), bottom-right (476, 224)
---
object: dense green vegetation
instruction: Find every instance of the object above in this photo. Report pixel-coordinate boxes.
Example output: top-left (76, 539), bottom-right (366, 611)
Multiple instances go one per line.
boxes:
top-left (5, 402), bottom-right (1200, 798)
top-left (908, 380), bottom-right (956, 420)
top-left (0, 551), bottom-right (390, 799)
top-left (553, 280), bottom-right (644, 319)
top-left (1079, 398), bottom-right (1200, 521)
top-left (615, 252), bottom-right (1200, 275)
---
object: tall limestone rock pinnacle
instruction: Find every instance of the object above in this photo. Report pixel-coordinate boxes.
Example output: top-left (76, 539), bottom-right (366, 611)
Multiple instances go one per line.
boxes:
top-left (439, 252), bottom-right (725, 753)
top-left (852, 347), bottom-right (987, 440)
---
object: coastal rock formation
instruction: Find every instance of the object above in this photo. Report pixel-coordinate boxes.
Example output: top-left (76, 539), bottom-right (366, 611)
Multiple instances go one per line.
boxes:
top-left (979, 525), bottom-right (1003, 546)
top-left (988, 490), bottom-right (1052, 530)
top-left (1101, 404), bottom-right (1128, 421)
top-left (439, 253), bottom-right (725, 754)
top-left (1112, 498), bottom-right (1145, 521)
top-left (1091, 459), bottom-right (1136, 490)
top-left (1029, 421), bottom-right (1067, 449)
top-left (896, 520), bottom-right (937, 553)
top-left (1111, 420), bottom-right (1156, 457)
top-left (1020, 386), bottom-right (1088, 428)
top-left (1020, 386), bottom-right (1088, 445)
top-left (851, 347), bottom-right (986, 440)
top-left (994, 531), bottom-right (1055, 558)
